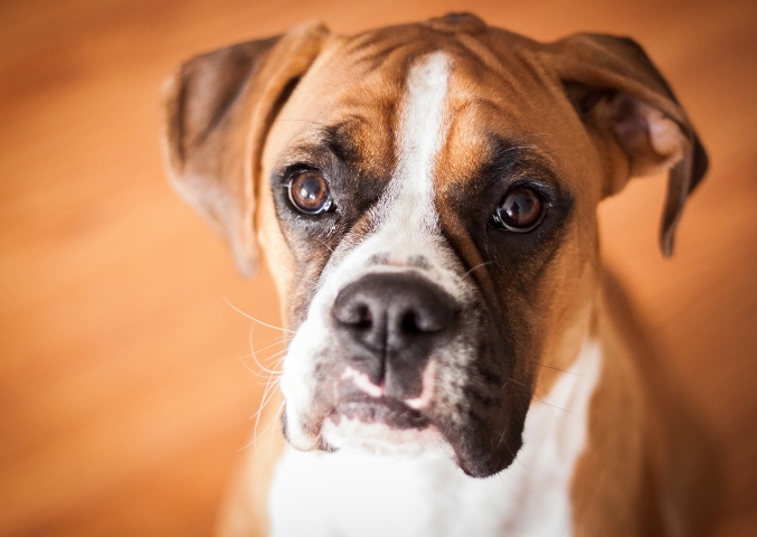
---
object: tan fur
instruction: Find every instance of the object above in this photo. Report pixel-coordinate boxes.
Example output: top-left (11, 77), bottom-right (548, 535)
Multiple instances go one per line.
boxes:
top-left (162, 13), bottom-right (714, 537)
top-left (570, 271), bottom-right (718, 537)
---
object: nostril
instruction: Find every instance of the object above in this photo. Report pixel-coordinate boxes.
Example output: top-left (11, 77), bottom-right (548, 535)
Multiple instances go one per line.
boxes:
top-left (399, 306), bottom-right (451, 334)
top-left (400, 311), bottom-right (421, 334)
top-left (353, 304), bottom-right (373, 330)
top-left (334, 300), bottom-right (373, 329)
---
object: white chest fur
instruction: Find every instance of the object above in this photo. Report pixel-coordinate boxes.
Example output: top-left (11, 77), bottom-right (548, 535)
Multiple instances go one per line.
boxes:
top-left (268, 341), bottom-right (603, 537)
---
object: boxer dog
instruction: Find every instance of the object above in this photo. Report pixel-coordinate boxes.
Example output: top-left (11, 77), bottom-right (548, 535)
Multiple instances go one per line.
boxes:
top-left (162, 13), bottom-right (715, 537)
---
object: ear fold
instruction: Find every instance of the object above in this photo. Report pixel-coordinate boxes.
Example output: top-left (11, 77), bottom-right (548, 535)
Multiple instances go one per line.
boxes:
top-left (162, 22), bottom-right (329, 276)
top-left (548, 34), bottom-right (708, 256)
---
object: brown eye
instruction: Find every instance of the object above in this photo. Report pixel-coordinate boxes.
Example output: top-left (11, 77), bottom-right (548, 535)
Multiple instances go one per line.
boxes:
top-left (288, 171), bottom-right (334, 215)
top-left (491, 186), bottom-right (544, 232)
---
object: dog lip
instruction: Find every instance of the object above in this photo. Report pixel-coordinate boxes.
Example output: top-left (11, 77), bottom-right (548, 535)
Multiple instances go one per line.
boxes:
top-left (335, 393), bottom-right (430, 430)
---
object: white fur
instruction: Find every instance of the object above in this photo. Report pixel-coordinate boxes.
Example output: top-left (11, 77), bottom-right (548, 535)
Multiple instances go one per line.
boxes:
top-left (269, 340), bottom-right (604, 537)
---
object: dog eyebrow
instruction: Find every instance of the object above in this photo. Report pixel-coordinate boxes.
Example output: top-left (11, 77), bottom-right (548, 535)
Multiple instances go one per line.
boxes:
top-left (271, 119), bottom-right (366, 174)
top-left (322, 121), bottom-right (363, 166)
top-left (478, 134), bottom-right (560, 186)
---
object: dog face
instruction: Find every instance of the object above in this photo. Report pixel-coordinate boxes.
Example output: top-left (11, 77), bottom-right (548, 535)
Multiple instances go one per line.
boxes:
top-left (262, 41), bottom-right (596, 478)
top-left (163, 14), bottom-right (706, 477)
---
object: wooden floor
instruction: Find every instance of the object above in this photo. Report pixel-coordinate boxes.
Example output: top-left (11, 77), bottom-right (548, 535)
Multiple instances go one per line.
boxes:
top-left (1, 0), bottom-right (755, 535)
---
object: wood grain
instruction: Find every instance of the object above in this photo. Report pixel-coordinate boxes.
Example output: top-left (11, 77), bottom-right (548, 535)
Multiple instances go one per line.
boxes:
top-left (1, 0), bottom-right (755, 535)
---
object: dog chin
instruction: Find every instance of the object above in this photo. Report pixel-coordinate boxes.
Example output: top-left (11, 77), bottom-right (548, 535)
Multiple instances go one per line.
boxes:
top-left (284, 406), bottom-right (521, 478)
top-left (320, 417), bottom-right (452, 459)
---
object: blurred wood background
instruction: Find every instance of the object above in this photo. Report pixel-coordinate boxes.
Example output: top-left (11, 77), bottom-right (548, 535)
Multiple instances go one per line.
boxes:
top-left (1, 0), bottom-right (755, 535)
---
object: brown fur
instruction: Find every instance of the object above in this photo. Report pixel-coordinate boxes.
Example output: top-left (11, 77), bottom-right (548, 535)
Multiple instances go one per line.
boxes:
top-left (162, 13), bottom-right (715, 537)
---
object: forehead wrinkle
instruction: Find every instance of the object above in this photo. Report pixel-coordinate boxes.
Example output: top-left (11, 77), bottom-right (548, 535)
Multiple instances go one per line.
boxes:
top-left (436, 99), bottom-right (504, 190)
top-left (457, 133), bottom-right (561, 194)
top-left (322, 120), bottom-right (366, 164)
top-left (273, 117), bottom-right (386, 170)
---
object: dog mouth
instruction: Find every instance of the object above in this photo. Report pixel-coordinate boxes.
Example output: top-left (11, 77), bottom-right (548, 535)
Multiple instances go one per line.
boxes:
top-left (315, 389), bottom-right (446, 458)
top-left (287, 360), bottom-right (525, 478)
top-left (333, 393), bottom-right (430, 430)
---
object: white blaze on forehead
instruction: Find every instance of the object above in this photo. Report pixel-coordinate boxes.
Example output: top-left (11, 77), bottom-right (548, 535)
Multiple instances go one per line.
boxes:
top-left (379, 51), bottom-right (451, 239)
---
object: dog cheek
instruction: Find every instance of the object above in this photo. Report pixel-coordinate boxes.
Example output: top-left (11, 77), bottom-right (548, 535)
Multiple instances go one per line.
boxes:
top-left (279, 376), bottom-right (318, 451)
top-left (279, 328), bottom-right (329, 450)
top-left (286, 247), bottom-right (338, 328)
top-left (438, 328), bottom-right (531, 477)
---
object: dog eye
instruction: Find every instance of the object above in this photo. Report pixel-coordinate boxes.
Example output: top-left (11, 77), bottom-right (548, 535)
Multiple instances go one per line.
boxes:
top-left (287, 171), bottom-right (334, 215)
top-left (490, 186), bottom-right (545, 232)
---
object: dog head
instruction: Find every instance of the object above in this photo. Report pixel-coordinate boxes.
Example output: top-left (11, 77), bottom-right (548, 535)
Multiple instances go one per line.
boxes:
top-left (162, 14), bottom-right (706, 478)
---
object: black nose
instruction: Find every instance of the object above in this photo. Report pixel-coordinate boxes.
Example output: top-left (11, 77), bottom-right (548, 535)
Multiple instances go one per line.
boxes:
top-left (332, 272), bottom-right (457, 397)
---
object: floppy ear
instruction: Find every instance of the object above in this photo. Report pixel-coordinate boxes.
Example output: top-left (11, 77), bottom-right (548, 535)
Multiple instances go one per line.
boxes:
top-left (162, 22), bottom-right (329, 276)
top-left (547, 33), bottom-right (708, 256)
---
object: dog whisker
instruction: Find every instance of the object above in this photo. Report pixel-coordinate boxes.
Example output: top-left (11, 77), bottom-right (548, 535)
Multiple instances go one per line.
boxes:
top-left (254, 346), bottom-right (287, 391)
top-left (249, 397), bottom-right (286, 454)
top-left (526, 359), bottom-right (578, 375)
top-left (243, 330), bottom-right (290, 377)
top-left (317, 238), bottom-right (335, 254)
top-left (241, 326), bottom-right (290, 454)
top-left (240, 346), bottom-right (288, 379)
top-left (494, 426), bottom-right (527, 469)
top-left (504, 377), bottom-right (573, 419)
top-left (249, 375), bottom-right (283, 454)
top-left (463, 261), bottom-right (495, 279)
top-left (243, 335), bottom-right (293, 363)
top-left (239, 356), bottom-right (279, 379)
top-left (224, 298), bottom-right (294, 333)
top-left (250, 377), bottom-right (281, 425)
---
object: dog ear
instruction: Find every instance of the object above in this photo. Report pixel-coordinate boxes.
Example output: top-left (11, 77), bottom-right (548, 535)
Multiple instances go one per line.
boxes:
top-left (162, 22), bottom-right (329, 276)
top-left (547, 33), bottom-right (708, 256)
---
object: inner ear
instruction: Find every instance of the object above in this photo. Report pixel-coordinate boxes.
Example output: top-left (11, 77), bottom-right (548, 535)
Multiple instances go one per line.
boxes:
top-left (566, 81), bottom-right (688, 179)
top-left (609, 92), bottom-right (687, 177)
top-left (564, 81), bottom-right (615, 115)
